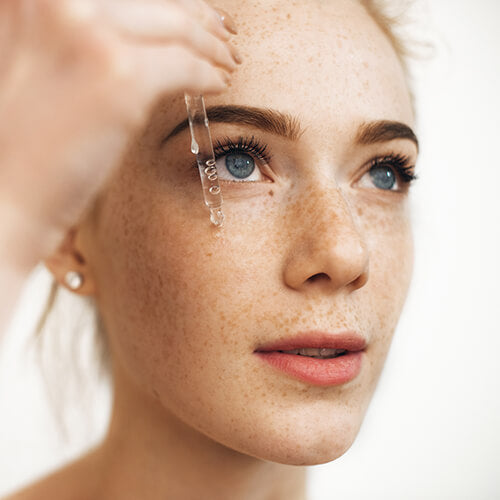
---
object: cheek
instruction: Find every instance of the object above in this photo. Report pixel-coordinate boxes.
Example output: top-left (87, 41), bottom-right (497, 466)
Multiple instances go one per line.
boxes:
top-left (356, 198), bottom-right (413, 371)
top-left (91, 174), bottom-right (300, 457)
top-left (92, 170), bottom-right (276, 392)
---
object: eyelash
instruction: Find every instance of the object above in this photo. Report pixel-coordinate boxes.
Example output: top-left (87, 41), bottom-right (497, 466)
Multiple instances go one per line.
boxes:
top-left (191, 135), bottom-right (417, 187)
top-left (190, 135), bottom-right (272, 170)
top-left (214, 135), bottom-right (273, 164)
top-left (368, 153), bottom-right (418, 184)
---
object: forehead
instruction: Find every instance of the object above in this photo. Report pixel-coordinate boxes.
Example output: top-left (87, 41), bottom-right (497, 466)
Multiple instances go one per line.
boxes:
top-left (156, 0), bottom-right (413, 154)
top-left (206, 0), bottom-right (412, 124)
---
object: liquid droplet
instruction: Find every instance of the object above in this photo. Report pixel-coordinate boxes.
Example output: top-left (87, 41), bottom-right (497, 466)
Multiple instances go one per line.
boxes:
top-left (191, 137), bottom-right (199, 155)
top-left (209, 208), bottom-right (224, 227)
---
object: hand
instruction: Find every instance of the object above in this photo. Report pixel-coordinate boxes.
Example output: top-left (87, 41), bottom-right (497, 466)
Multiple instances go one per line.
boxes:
top-left (0, 0), bottom-right (240, 272)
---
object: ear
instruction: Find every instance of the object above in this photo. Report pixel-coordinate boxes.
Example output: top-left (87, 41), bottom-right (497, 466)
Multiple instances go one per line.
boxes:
top-left (44, 226), bottom-right (97, 296)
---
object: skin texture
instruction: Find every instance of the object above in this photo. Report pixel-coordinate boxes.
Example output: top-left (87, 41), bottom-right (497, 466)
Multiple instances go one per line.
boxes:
top-left (9, 0), bottom-right (417, 499)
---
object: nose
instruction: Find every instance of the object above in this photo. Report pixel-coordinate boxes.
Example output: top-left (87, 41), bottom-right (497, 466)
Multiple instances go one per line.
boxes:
top-left (282, 180), bottom-right (369, 295)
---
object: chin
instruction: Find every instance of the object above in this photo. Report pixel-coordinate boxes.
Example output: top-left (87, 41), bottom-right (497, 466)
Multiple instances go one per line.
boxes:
top-left (222, 417), bottom-right (362, 466)
top-left (245, 436), bottom-right (357, 466)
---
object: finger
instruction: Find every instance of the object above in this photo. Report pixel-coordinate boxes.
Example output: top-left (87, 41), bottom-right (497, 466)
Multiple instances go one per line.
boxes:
top-left (211, 6), bottom-right (238, 35)
top-left (132, 44), bottom-right (230, 98)
top-left (176, 0), bottom-right (233, 40)
top-left (104, 1), bottom-right (239, 72)
top-left (102, 0), bottom-right (228, 42)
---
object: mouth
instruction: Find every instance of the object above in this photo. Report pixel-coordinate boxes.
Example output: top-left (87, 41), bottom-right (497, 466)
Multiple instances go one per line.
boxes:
top-left (254, 330), bottom-right (367, 354)
top-left (272, 348), bottom-right (349, 359)
top-left (253, 331), bottom-right (367, 386)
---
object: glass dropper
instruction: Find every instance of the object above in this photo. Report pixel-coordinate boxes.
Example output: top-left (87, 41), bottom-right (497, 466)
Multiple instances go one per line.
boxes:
top-left (184, 93), bottom-right (224, 227)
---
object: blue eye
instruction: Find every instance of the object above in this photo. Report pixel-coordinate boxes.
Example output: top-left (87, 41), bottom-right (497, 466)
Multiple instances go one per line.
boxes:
top-left (212, 135), bottom-right (272, 183)
top-left (189, 135), bottom-right (271, 183)
top-left (369, 166), bottom-right (397, 190)
top-left (364, 154), bottom-right (417, 191)
top-left (225, 152), bottom-right (255, 179)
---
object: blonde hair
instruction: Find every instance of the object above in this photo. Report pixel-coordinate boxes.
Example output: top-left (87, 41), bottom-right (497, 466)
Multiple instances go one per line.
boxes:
top-left (31, 271), bottom-right (110, 439)
top-left (361, 0), bottom-right (414, 74)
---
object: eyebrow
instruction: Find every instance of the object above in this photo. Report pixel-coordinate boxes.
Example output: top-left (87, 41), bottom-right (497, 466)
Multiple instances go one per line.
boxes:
top-left (162, 104), bottom-right (419, 151)
top-left (356, 120), bottom-right (419, 152)
top-left (162, 104), bottom-right (304, 144)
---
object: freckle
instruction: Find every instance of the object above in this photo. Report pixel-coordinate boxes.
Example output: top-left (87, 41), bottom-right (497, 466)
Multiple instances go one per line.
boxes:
top-left (268, 189), bottom-right (274, 196)
top-left (357, 207), bottom-right (364, 217)
top-left (206, 252), bottom-right (213, 257)
top-left (287, 13), bottom-right (291, 19)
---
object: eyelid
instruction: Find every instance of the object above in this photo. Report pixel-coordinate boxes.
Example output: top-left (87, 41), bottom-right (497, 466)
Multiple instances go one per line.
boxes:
top-left (213, 135), bottom-right (273, 165)
top-left (369, 154), bottom-right (417, 181)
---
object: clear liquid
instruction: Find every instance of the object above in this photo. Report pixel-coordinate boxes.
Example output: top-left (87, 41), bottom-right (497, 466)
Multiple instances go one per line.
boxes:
top-left (209, 207), bottom-right (224, 227)
top-left (191, 137), bottom-right (199, 155)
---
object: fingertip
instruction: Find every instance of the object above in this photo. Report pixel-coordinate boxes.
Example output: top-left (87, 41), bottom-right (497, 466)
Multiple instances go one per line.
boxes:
top-left (204, 70), bottom-right (231, 95)
top-left (219, 69), bottom-right (231, 86)
top-left (214, 7), bottom-right (238, 35)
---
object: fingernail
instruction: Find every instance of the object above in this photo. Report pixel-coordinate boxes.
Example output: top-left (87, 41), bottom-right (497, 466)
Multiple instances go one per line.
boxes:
top-left (221, 70), bottom-right (231, 85)
top-left (215, 8), bottom-right (238, 35)
top-left (230, 45), bottom-right (243, 64)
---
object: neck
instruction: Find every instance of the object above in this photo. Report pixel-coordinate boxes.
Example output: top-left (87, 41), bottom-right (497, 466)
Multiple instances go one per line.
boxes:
top-left (92, 360), bottom-right (308, 500)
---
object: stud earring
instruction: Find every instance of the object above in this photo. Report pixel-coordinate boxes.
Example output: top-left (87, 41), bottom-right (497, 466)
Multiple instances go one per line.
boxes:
top-left (64, 270), bottom-right (83, 290)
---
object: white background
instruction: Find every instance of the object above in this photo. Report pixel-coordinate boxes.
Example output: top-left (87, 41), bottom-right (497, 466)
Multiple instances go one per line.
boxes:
top-left (1, 1), bottom-right (499, 498)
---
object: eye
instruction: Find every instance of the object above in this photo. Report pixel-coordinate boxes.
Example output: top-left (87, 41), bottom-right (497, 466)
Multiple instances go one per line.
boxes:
top-left (216, 151), bottom-right (262, 182)
top-left (360, 154), bottom-right (417, 192)
top-left (191, 135), bottom-right (272, 183)
top-left (369, 165), bottom-right (397, 190)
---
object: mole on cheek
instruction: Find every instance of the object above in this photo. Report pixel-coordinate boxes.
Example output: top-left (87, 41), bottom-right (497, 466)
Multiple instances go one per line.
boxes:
top-left (268, 190), bottom-right (274, 197)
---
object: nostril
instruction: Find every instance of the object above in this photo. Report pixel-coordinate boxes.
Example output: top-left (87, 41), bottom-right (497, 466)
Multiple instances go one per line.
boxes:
top-left (350, 266), bottom-right (369, 291)
top-left (307, 273), bottom-right (329, 283)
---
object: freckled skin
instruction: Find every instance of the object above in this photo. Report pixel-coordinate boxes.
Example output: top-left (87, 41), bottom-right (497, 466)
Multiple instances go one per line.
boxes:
top-left (69, 0), bottom-right (416, 497)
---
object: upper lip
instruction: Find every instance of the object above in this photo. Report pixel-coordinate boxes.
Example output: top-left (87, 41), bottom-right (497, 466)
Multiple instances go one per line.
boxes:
top-left (254, 330), bottom-right (367, 352)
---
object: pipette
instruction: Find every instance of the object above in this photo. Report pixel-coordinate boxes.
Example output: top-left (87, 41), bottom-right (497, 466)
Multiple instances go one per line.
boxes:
top-left (184, 93), bottom-right (224, 227)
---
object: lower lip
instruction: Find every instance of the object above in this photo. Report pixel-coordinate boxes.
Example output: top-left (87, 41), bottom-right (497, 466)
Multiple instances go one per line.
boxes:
top-left (254, 351), bottom-right (364, 386)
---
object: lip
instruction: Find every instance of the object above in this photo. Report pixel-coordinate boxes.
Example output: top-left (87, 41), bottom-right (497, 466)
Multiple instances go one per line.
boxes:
top-left (254, 330), bottom-right (367, 353)
top-left (253, 331), bottom-right (367, 387)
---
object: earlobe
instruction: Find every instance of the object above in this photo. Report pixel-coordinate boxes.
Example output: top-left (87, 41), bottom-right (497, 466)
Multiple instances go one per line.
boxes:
top-left (43, 227), bottom-right (97, 296)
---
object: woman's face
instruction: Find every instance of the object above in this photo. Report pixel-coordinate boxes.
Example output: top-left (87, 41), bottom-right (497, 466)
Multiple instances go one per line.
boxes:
top-left (78, 0), bottom-right (416, 465)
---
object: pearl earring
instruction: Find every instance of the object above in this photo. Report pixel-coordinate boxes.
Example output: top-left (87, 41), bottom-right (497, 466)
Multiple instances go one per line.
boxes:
top-left (64, 271), bottom-right (83, 290)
